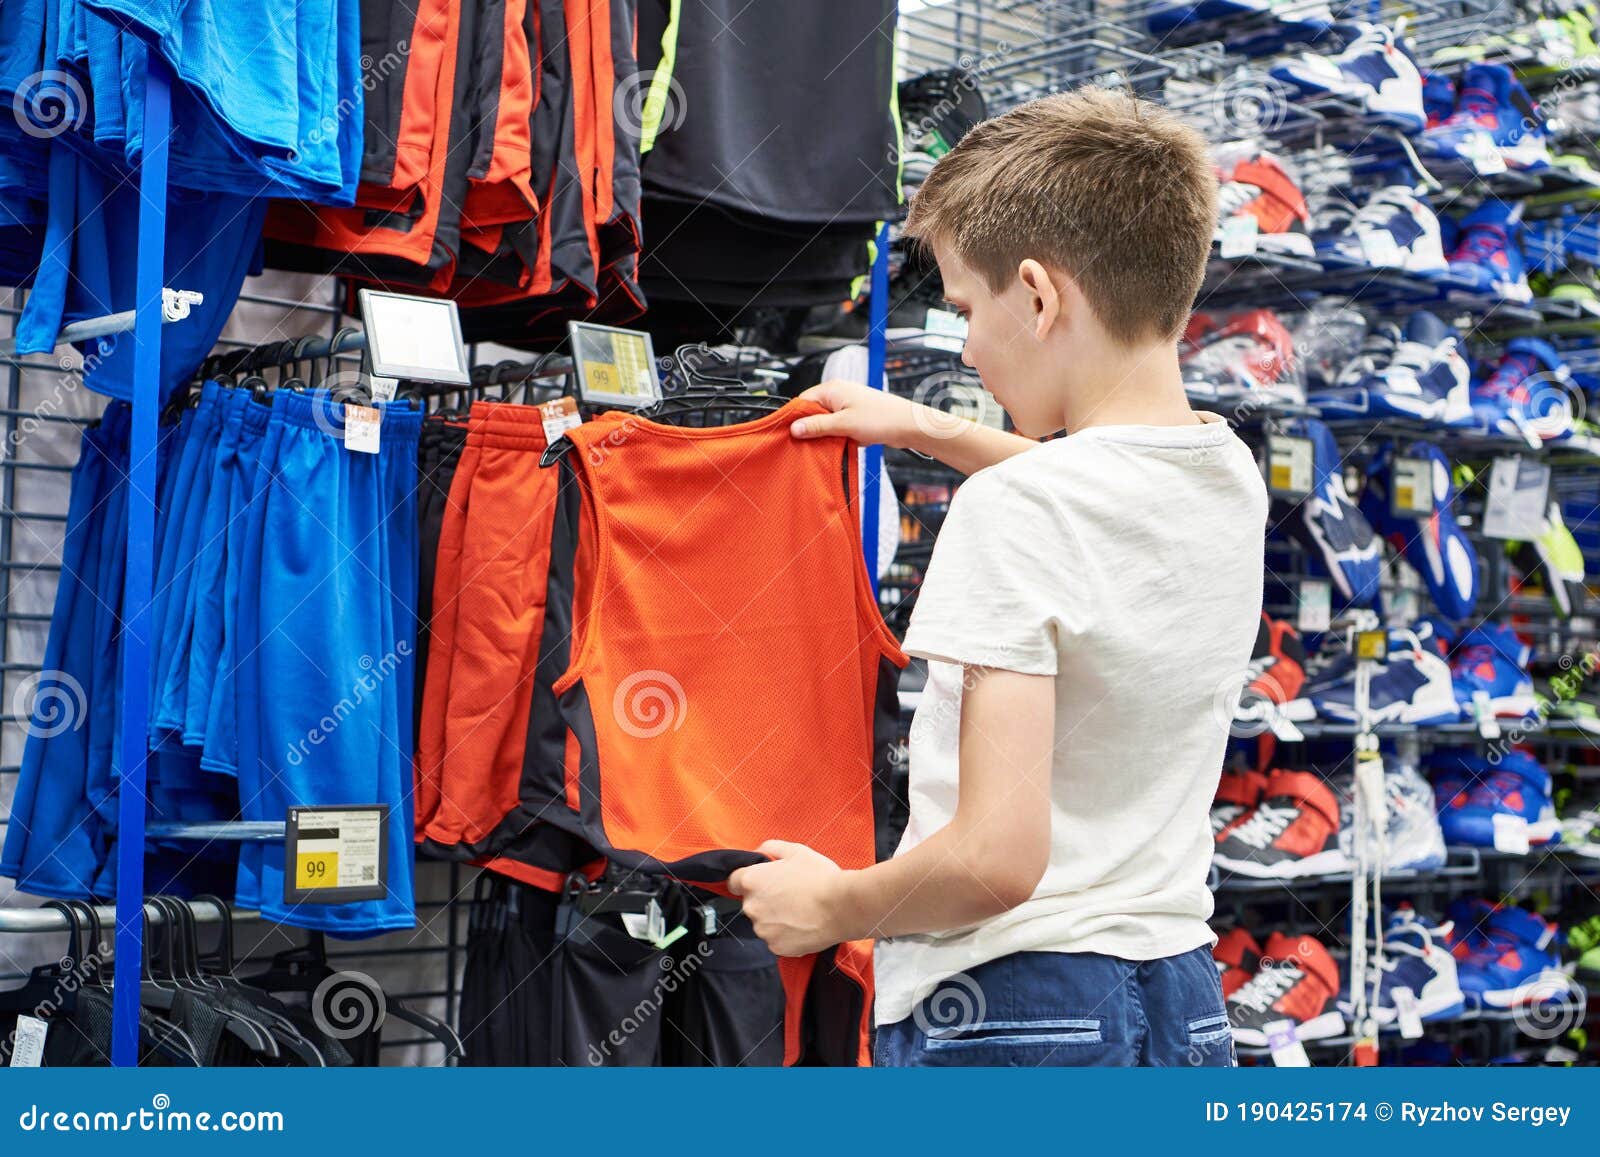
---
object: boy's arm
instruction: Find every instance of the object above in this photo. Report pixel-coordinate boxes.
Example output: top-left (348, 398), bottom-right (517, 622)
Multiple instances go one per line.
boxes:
top-left (730, 665), bottom-right (1055, 954)
top-left (791, 381), bottom-right (1038, 476)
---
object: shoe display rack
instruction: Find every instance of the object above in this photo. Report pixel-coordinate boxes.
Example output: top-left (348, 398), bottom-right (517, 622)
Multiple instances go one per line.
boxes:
top-left (893, 0), bottom-right (1600, 1066)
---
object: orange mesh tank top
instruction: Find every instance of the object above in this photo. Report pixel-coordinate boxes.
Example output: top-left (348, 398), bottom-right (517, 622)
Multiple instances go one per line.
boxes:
top-left (532, 399), bottom-right (906, 1062)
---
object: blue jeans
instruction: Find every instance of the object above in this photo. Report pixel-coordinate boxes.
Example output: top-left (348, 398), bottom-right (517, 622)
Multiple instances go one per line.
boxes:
top-left (874, 945), bottom-right (1234, 1067)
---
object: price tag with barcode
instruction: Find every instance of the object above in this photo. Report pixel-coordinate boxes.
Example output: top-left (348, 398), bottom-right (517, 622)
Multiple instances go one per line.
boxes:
top-left (283, 805), bottom-right (389, 904)
top-left (1265, 1019), bottom-right (1311, 1067)
top-left (344, 405), bottom-right (381, 454)
top-left (1265, 434), bottom-right (1314, 500)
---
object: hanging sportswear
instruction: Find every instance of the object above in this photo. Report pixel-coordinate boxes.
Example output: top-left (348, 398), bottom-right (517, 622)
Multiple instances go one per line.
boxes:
top-left (528, 400), bottom-right (906, 1063)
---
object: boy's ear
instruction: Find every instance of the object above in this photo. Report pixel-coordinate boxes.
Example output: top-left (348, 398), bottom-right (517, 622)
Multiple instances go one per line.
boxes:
top-left (1017, 259), bottom-right (1061, 341)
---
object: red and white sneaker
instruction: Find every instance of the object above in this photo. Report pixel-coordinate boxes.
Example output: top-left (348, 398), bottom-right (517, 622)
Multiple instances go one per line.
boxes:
top-left (1213, 926), bottom-right (1264, 998)
top-left (1211, 767), bottom-right (1269, 836)
top-left (1227, 932), bottom-right (1346, 1046)
top-left (1215, 769), bottom-right (1349, 878)
top-left (1214, 146), bottom-right (1317, 259)
top-left (1237, 613), bottom-right (1307, 724)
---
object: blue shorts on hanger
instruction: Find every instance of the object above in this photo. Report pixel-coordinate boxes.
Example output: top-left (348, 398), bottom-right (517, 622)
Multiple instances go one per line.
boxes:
top-left (233, 392), bottom-right (421, 936)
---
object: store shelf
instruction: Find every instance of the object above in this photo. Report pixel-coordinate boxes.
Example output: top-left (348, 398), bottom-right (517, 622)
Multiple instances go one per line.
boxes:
top-left (1212, 846), bottom-right (1484, 894)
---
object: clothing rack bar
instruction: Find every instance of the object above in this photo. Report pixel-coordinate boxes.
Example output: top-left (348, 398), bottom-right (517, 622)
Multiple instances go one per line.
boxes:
top-left (111, 51), bottom-right (172, 1068)
top-left (0, 896), bottom-right (245, 934)
top-left (0, 289), bottom-right (201, 357)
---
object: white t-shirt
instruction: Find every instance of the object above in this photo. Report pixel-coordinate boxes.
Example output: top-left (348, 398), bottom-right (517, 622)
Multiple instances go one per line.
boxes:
top-left (874, 412), bottom-right (1267, 1027)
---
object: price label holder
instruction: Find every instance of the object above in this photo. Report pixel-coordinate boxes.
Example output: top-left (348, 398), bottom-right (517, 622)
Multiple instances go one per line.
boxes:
top-left (358, 288), bottom-right (470, 386)
top-left (1265, 434), bottom-right (1314, 501)
top-left (569, 322), bottom-right (662, 409)
top-left (923, 307), bottom-right (969, 353)
top-left (343, 404), bottom-right (381, 454)
top-left (1482, 457), bottom-right (1552, 541)
top-left (1391, 987), bottom-right (1425, 1039)
top-left (1297, 580), bottom-right (1331, 633)
top-left (1220, 214), bottom-right (1260, 260)
top-left (1356, 629), bottom-right (1388, 663)
top-left (1390, 455), bottom-right (1436, 518)
top-left (283, 805), bottom-right (389, 905)
top-left (1264, 1019), bottom-right (1310, 1067)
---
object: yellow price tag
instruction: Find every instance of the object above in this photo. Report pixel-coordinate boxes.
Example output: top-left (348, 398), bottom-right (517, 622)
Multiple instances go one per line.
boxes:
top-left (296, 850), bottom-right (339, 889)
top-left (1395, 484), bottom-right (1415, 510)
top-left (1270, 463), bottom-right (1293, 490)
top-left (583, 361), bottom-right (620, 396)
top-left (1356, 630), bottom-right (1387, 662)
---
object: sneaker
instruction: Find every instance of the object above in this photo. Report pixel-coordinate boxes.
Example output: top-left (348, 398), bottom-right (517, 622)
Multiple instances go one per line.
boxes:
top-left (1450, 622), bottom-right (1538, 717)
top-left (1360, 441), bottom-right (1479, 620)
top-left (1566, 915), bottom-right (1600, 980)
top-left (1182, 309), bottom-right (1301, 401)
top-left (1471, 337), bottom-right (1574, 441)
top-left (1423, 72), bottom-right (1455, 128)
top-left (1446, 199), bottom-right (1533, 303)
top-left (1422, 63), bottom-right (1551, 171)
top-left (1213, 766), bottom-right (1270, 835)
top-left (1554, 774), bottom-right (1600, 855)
top-left (1543, 681), bottom-right (1600, 734)
top-left (1328, 761), bottom-right (1449, 870)
top-left (1227, 931), bottom-right (1346, 1045)
top-left (1315, 186), bottom-right (1448, 274)
top-left (1214, 926), bottom-right (1264, 997)
top-left (1270, 23), bottom-right (1426, 131)
top-left (1340, 910), bottom-right (1467, 1024)
top-left (1447, 903), bottom-right (1569, 1007)
top-left (1431, 748), bottom-right (1562, 848)
top-left (1311, 643), bottom-right (1462, 726)
top-left (1215, 768), bottom-right (1350, 877)
top-left (1214, 147), bottom-right (1317, 259)
top-left (1245, 613), bottom-right (1308, 705)
top-left (1517, 502), bottom-right (1586, 615)
top-left (1311, 311), bottom-right (1473, 425)
top-left (1278, 418), bottom-right (1383, 606)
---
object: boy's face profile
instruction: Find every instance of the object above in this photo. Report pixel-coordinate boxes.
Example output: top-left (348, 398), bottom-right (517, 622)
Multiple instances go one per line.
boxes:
top-left (935, 245), bottom-right (1068, 439)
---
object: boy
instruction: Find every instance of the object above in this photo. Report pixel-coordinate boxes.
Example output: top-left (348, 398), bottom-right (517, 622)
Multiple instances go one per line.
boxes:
top-left (727, 89), bottom-right (1267, 1066)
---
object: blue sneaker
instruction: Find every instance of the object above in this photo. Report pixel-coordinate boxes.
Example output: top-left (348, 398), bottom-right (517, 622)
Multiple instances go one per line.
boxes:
top-left (1279, 418), bottom-right (1383, 606)
top-left (1422, 63), bottom-right (1551, 171)
top-left (1311, 643), bottom-right (1461, 725)
top-left (1423, 71), bottom-right (1455, 127)
top-left (1361, 442), bottom-right (1479, 619)
top-left (1340, 908), bottom-right (1466, 1025)
top-left (1271, 23), bottom-right (1426, 131)
top-left (1449, 622), bottom-right (1538, 717)
top-left (1311, 311), bottom-right (1472, 424)
top-left (1431, 749), bottom-right (1560, 848)
top-left (1446, 199), bottom-right (1533, 302)
top-left (1446, 902), bottom-right (1569, 1008)
top-left (1471, 338), bottom-right (1575, 442)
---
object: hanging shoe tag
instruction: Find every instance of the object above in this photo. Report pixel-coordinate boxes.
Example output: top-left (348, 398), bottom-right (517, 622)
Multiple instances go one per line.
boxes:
top-left (8, 1015), bottom-right (47, 1067)
top-left (1492, 811), bottom-right (1531, 854)
top-left (1391, 986), bottom-right (1425, 1039)
top-left (1355, 750), bottom-right (1387, 821)
top-left (344, 404), bottom-right (381, 454)
top-left (1265, 1019), bottom-right (1310, 1067)
top-left (1220, 214), bottom-right (1260, 259)
top-left (1472, 690), bottom-right (1502, 739)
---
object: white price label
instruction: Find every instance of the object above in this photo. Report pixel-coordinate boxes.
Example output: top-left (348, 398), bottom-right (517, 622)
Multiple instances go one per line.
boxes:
top-left (286, 805), bottom-right (387, 902)
top-left (9, 1015), bottom-right (47, 1067)
top-left (1297, 580), bottom-right (1332, 633)
top-left (1265, 1019), bottom-right (1311, 1067)
top-left (538, 397), bottom-right (583, 443)
top-left (344, 405), bottom-right (381, 454)
top-left (368, 375), bottom-right (399, 403)
top-left (1492, 812), bottom-right (1531, 854)
top-left (1482, 457), bottom-right (1551, 540)
top-left (1472, 690), bottom-right (1503, 739)
top-left (1266, 435), bottom-right (1314, 499)
top-left (1220, 214), bottom-right (1260, 259)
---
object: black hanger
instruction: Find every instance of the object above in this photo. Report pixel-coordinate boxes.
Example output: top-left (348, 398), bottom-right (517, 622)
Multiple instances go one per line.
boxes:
top-left (0, 901), bottom-right (86, 1015)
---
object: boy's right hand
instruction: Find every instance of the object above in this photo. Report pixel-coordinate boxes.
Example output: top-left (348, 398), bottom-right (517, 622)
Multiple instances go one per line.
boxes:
top-left (791, 381), bottom-right (923, 450)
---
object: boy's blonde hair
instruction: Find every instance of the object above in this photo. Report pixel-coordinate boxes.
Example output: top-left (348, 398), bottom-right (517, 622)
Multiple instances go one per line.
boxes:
top-left (904, 87), bottom-right (1217, 345)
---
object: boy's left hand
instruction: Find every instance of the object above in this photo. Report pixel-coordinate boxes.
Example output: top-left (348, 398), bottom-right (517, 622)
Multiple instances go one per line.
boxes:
top-left (728, 840), bottom-right (849, 957)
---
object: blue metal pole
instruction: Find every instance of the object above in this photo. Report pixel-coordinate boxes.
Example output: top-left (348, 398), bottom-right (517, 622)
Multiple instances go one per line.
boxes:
top-left (111, 53), bottom-right (171, 1067)
top-left (863, 222), bottom-right (891, 592)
